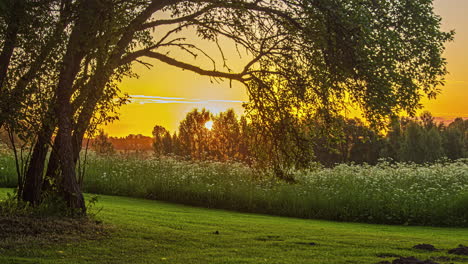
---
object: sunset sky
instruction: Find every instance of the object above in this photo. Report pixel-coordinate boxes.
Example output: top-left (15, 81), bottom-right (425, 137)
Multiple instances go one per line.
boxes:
top-left (105, 0), bottom-right (468, 137)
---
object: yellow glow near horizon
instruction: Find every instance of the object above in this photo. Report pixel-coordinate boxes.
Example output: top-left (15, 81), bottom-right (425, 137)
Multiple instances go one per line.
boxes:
top-left (104, 0), bottom-right (468, 137)
top-left (420, 0), bottom-right (468, 121)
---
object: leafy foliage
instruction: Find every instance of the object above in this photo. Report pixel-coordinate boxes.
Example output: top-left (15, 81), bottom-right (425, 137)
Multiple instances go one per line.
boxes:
top-left (177, 108), bottom-right (211, 159)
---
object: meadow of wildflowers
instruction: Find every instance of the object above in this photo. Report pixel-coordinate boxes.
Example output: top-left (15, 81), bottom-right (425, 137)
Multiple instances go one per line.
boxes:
top-left (0, 151), bottom-right (467, 226)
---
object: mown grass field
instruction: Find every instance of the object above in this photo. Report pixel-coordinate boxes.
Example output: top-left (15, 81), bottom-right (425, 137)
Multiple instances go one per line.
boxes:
top-left (1, 188), bottom-right (468, 264)
top-left (1, 153), bottom-right (468, 226)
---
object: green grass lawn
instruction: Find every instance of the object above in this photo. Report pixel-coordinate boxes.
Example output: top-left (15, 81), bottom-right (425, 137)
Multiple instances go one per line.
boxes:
top-left (1, 188), bottom-right (467, 264)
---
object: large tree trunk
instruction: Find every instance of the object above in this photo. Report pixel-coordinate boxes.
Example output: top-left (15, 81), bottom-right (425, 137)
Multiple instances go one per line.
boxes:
top-left (55, 68), bottom-right (86, 213)
top-left (22, 121), bottom-right (55, 204)
top-left (52, 0), bottom-right (103, 214)
top-left (55, 122), bottom-right (85, 212)
top-left (44, 92), bottom-right (102, 196)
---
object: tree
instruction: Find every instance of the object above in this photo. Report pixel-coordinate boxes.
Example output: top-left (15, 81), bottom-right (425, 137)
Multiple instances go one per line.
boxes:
top-left (3, 0), bottom-right (453, 212)
top-left (171, 132), bottom-right (182, 156)
top-left (238, 115), bottom-right (253, 163)
top-left (243, 0), bottom-right (452, 175)
top-left (152, 125), bottom-right (172, 157)
top-left (424, 127), bottom-right (444, 162)
top-left (210, 109), bottom-right (241, 161)
top-left (1, 0), bottom-right (75, 206)
top-left (161, 132), bottom-right (173, 155)
top-left (178, 108), bottom-right (211, 160)
top-left (401, 121), bottom-right (426, 163)
top-left (399, 119), bottom-right (445, 163)
top-left (420, 111), bottom-right (436, 130)
top-left (381, 113), bottom-right (458, 163)
top-left (345, 118), bottom-right (382, 164)
top-left (442, 118), bottom-right (467, 160)
top-left (92, 130), bottom-right (115, 155)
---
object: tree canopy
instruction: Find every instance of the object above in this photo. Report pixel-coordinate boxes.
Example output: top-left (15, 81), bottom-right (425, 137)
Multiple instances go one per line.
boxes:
top-left (0, 0), bottom-right (453, 212)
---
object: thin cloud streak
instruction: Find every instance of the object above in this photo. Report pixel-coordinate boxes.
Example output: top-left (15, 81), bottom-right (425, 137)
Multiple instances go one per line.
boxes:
top-left (131, 94), bottom-right (186, 100)
top-left (130, 94), bottom-right (246, 105)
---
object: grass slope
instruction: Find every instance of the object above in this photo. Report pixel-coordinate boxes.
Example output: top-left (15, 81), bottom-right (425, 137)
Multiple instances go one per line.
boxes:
top-left (1, 188), bottom-right (467, 264)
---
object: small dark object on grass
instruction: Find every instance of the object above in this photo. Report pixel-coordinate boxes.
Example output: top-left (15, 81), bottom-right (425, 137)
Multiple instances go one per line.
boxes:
top-left (255, 235), bottom-right (283, 241)
top-left (448, 245), bottom-right (468, 255)
top-left (213, 231), bottom-right (219, 235)
top-left (413, 244), bottom-right (438, 251)
top-left (392, 256), bottom-right (439, 264)
top-left (294, 241), bottom-right (316, 246)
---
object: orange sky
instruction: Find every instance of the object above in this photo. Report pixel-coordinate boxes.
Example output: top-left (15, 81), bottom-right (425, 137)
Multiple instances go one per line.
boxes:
top-left (105, 0), bottom-right (468, 137)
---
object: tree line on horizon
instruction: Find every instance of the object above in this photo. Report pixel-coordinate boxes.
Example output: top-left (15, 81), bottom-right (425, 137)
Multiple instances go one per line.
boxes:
top-left (91, 108), bottom-right (467, 167)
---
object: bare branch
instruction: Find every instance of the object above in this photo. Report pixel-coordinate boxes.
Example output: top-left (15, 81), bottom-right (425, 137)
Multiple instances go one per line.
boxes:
top-left (109, 0), bottom-right (184, 66)
top-left (133, 50), bottom-right (248, 82)
top-left (153, 24), bottom-right (192, 48)
top-left (138, 4), bottom-right (220, 30)
top-left (195, 0), bottom-right (303, 30)
top-left (159, 42), bottom-right (217, 68)
top-left (135, 59), bottom-right (153, 69)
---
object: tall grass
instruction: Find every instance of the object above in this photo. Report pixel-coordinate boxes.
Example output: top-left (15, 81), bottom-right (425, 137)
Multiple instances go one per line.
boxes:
top-left (0, 151), bottom-right (467, 226)
top-left (0, 149), bottom-right (17, 188)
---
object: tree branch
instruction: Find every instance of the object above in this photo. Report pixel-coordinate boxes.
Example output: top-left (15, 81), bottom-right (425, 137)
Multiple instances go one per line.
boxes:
top-left (138, 4), bottom-right (219, 30)
top-left (196, 0), bottom-right (303, 30)
top-left (128, 50), bottom-right (248, 82)
top-left (108, 0), bottom-right (183, 66)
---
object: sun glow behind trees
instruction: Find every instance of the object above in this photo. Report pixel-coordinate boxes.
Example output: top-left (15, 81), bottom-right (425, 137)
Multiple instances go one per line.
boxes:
top-left (102, 0), bottom-right (468, 137)
top-left (205, 120), bottom-right (213, 130)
